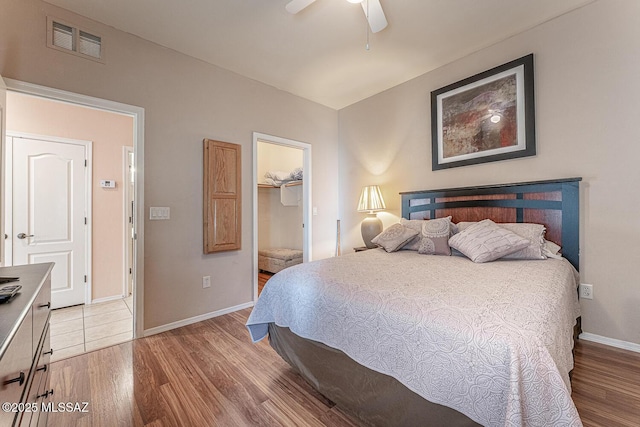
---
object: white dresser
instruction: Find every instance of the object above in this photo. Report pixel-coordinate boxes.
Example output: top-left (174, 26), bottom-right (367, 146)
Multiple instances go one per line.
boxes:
top-left (0, 263), bottom-right (54, 427)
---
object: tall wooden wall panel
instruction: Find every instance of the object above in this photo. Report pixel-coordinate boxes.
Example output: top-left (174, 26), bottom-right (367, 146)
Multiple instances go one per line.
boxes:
top-left (203, 139), bottom-right (241, 253)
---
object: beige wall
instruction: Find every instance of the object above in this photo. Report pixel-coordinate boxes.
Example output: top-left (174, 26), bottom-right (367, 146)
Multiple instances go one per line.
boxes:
top-left (6, 92), bottom-right (133, 301)
top-left (0, 0), bottom-right (339, 330)
top-left (257, 189), bottom-right (304, 252)
top-left (257, 142), bottom-right (304, 251)
top-left (338, 0), bottom-right (640, 345)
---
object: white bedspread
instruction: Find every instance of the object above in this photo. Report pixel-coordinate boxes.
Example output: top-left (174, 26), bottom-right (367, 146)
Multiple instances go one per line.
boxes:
top-left (246, 249), bottom-right (582, 427)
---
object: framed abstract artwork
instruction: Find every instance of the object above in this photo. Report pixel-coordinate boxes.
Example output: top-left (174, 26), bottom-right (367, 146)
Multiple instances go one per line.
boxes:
top-left (431, 54), bottom-right (536, 170)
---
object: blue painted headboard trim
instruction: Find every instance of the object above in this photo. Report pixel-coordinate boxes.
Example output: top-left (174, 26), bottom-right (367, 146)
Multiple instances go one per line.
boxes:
top-left (400, 178), bottom-right (582, 270)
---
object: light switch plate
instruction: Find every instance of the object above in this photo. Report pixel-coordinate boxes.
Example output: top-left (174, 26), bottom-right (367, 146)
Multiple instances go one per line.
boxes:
top-left (150, 207), bottom-right (170, 220)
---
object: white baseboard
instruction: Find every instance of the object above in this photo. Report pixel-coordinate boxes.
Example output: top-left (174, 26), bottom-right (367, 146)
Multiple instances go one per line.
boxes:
top-left (90, 294), bottom-right (126, 305)
top-left (579, 332), bottom-right (640, 353)
top-left (143, 301), bottom-right (255, 337)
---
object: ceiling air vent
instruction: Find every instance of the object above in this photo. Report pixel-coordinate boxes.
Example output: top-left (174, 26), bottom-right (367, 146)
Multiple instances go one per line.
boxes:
top-left (47, 17), bottom-right (104, 63)
top-left (78, 31), bottom-right (102, 59)
top-left (52, 22), bottom-right (74, 51)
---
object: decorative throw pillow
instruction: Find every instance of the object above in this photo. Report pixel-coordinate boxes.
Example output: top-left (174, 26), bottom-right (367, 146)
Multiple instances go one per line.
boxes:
top-left (449, 219), bottom-right (531, 263)
top-left (371, 223), bottom-right (420, 253)
top-left (398, 218), bottom-right (423, 251)
top-left (400, 216), bottom-right (452, 251)
top-left (455, 222), bottom-right (546, 260)
top-left (418, 218), bottom-right (452, 255)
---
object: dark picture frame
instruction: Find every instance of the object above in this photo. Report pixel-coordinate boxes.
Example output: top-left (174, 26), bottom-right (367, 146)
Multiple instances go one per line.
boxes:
top-left (431, 54), bottom-right (536, 170)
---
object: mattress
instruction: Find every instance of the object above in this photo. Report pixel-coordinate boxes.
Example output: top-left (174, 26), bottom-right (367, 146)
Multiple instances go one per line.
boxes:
top-left (247, 249), bottom-right (582, 426)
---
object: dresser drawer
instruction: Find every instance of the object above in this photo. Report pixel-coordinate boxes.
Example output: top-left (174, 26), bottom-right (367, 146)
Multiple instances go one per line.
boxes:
top-left (30, 368), bottom-right (50, 427)
top-left (22, 324), bottom-right (51, 427)
top-left (32, 277), bottom-right (51, 355)
top-left (0, 311), bottom-right (33, 427)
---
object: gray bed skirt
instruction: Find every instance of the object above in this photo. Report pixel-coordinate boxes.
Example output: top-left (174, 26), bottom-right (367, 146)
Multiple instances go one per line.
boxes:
top-left (268, 323), bottom-right (481, 427)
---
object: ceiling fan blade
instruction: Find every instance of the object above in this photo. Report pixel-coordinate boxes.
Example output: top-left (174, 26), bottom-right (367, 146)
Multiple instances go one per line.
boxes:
top-left (285, 0), bottom-right (318, 14)
top-left (361, 0), bottom-right (388, 33)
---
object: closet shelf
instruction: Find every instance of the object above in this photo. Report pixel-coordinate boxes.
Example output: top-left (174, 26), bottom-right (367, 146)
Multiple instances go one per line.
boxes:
top-left (258, 181), bottom-right (302, 189)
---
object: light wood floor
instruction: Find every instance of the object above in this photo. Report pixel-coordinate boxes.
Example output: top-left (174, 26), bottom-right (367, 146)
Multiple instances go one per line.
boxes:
top-left (572, 339), bottom-right (640, 426)
top-left (258, 271), bottom-right (273, 295)
top-left (49, 308), bottom-right (640, 427)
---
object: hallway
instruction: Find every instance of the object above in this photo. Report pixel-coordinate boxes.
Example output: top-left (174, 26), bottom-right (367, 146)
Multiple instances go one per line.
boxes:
top-left (49, 296), bottom-right (134, 362)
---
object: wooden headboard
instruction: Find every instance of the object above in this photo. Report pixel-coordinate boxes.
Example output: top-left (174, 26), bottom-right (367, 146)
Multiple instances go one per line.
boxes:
top-left (400, 178), bottom-right (582, 270)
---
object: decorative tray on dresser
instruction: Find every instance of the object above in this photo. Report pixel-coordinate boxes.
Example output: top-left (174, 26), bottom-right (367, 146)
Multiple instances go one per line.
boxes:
top-left (0, 263), bottom-right (54, 427)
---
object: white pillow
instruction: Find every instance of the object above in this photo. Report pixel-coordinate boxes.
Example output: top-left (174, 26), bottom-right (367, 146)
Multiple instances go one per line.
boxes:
top-left (543, 240), bottom-right (563, 259)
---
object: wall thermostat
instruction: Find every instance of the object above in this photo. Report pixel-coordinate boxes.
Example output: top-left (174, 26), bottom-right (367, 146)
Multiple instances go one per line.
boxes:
top-left (100, 180), bottom-right (116, 188)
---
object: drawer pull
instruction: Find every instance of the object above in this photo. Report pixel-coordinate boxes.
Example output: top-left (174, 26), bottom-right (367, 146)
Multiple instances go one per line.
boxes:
top-left (38, 302), bottom-right (51, 309)
top-left (37, 389), bottom-right (54, 399)
top-left (3, 372), bottom-right (25, 386)
top-left (36, 364), bottom-right (48, 372)
top-left (44, 348), bottom-right (54, 356)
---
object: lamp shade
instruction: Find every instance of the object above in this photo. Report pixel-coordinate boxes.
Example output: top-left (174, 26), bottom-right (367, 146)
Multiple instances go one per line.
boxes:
top-left (357, 185), bottom-right (386, 213)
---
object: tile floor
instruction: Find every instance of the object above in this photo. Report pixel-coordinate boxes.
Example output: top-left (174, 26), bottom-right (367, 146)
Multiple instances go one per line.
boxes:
top-left (49, 296), bottom-right (133, 362)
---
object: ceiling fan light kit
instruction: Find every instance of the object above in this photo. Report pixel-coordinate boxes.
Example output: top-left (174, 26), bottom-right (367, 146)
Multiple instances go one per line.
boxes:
top-left (286, 0), bottom-right (388, 34)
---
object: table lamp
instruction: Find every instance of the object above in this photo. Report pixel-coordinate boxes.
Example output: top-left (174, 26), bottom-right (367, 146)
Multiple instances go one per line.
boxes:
top-left (357, 185), bottom-right (386, 248)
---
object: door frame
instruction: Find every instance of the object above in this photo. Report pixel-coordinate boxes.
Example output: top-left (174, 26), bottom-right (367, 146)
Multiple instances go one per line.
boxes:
top-left (4, 78), bottom-right (146, 338)
top-left (123, 146), bottom-right (134, 298)
top-left (0, 76), bottom-right (6, 265)
top-left (4, 132), bottom-right (93, 305)
top-left (252, 132), bottom-right (312, 302)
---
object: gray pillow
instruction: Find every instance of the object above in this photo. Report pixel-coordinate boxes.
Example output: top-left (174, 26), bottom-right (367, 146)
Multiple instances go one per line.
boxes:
top-left (449, 219), bottom-right (531, 263)
top-left (417, 218), bottom-right (452, 255)
top-left (400, 216), bottom-right (452, 251)
top-left (371, 223), bottom-right (420, 253)
top-left (456, 222), bottom-right (546, 260)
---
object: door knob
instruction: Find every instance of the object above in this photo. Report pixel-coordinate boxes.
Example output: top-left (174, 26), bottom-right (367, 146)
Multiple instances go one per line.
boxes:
top-left (17, 233), bottom-right (34, 239)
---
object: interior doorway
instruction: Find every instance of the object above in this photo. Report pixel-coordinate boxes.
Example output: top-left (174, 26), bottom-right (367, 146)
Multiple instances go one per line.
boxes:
top-left (2, 77), bottom-right (145, 351)
top-left (252, 132), bottom-right (312, 301)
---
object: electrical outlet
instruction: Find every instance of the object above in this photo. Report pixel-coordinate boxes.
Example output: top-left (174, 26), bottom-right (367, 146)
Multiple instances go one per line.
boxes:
top-left (202, 276), bottom-right (211, 289)
top-left (579, 283), bottom-right (593, 300)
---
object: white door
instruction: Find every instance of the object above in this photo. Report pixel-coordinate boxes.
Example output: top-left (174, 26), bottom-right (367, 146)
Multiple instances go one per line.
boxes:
top-left (12, 136), bottom-right (88, 308)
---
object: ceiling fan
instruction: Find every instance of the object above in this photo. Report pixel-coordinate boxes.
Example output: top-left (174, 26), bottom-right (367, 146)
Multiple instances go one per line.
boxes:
top-left (285, 0), bottom-right (388, 33)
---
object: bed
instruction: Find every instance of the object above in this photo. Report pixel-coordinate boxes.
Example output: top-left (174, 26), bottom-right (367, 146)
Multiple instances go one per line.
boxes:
top-left (247, 178), bottom-right (583, 427)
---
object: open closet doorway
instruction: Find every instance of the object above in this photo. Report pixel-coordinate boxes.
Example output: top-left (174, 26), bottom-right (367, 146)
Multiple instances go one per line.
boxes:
top-left (252, 133), bottom-right (312, 300)
top-left (2, 79), bottom-right (145, 361)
